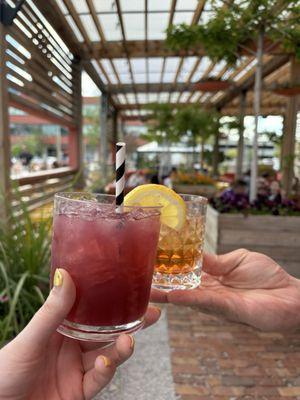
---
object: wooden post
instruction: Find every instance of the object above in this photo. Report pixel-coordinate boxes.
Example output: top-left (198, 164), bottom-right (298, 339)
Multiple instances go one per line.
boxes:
top-left (281, 57), bottom-right (300, 197)
top-left (111, 109), bottom-right (118, 164)
top-left (250, 29), bottom-right (264, 202)
top-left (100, 92), bottom-right (109, 183)
top-left (236, 91), bottom-right (247, 179)
top-left (0, 24), bottom-right (10, 220)
top-left (212, 109), bottom-right (222, 178)
top-left (212, 130), bottom-right (220, 178)
top-left (69, 58), bottom-right (83, 186)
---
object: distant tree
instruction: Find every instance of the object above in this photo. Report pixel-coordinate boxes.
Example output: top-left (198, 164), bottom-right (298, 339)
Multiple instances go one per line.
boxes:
top-left (174, 106), bottom-right (219, 169)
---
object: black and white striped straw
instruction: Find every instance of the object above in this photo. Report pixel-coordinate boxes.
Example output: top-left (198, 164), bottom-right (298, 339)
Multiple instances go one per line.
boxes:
top-left (115, 142), bottom-right (126, 213)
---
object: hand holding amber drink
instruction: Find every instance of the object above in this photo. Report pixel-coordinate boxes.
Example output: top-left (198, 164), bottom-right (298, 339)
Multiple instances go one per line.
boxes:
top-left (125, 185), bottom-right (208, 290)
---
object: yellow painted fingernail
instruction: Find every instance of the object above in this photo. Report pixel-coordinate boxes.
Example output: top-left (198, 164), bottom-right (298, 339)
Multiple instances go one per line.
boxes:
top-left (129, 335), bottom-right (135, 349)
top-left (99, 355), bottom-right (111, 368)
top-left (53, 269), bottom-right (63, 287)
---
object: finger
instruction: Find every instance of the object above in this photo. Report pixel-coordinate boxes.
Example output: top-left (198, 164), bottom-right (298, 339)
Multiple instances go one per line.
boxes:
top-left (15, 269), bottom-right (75, 349)
top-left (83, 333), bottom-right (134, 372)
top-left (83, 355), bottom-right (116, 400)
top-left (143, 305), bottom-right (161, 328)
top-left (167, 287), bottom-right (241, 321)
top-left (203, 249), bottom-right (249, 276)
top-left (150, 288), bottom-right (168, 303)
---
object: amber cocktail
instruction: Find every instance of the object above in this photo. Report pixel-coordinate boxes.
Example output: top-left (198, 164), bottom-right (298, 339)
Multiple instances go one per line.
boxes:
top-left (153, 194), bottom-right (207, 291)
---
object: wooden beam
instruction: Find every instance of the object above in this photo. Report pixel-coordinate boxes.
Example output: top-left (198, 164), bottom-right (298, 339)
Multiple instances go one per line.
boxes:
top-left (69, 59), bottom-right (83, 174)
top-left (192, 0), bottom-right (206, 24)
top-left (115, 0), bottom-right (139, 106)
top-left (100, 93), bottom-right (109, 183)
top-left (85, 39), bottom-right (291, 60)
top-left (33, 0), bottom-right (109, 98)
top-left (9, 93), bottom-right (76, 128)
top-left (215, 55), bottom-right (289, 109)
top-left (0, 25), bottom-right (10, 219)
top-left (107, 82), bottom-right (199, 94)
top-left (281, 56), bottom-right (300, 196)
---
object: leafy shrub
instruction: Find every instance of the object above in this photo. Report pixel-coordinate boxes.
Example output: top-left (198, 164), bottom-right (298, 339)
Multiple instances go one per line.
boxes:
top-left (0, 199), bottom-right (51, 345)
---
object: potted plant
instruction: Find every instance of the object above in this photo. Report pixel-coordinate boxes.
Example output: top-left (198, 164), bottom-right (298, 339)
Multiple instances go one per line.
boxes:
top-left (173, 171), bottom-right (217, 198)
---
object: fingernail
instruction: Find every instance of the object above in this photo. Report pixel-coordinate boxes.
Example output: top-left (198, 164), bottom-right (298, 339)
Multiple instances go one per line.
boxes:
top-left (129, 335), bottom-right (135, 349)
top-left (53, 269), bottom-right (63, 287)
top-left (98, 355), bottom-right (111, 368)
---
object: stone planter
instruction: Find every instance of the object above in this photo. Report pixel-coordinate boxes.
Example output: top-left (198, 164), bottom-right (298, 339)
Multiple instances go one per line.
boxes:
top-left (173, 184), bottom-right (217, 199)
top-left (205, 205), bottom-right (300, 277)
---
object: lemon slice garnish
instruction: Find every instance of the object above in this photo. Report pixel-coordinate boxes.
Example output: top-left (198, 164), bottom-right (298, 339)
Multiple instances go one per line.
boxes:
top-left (124, 184), bottom-right (186, 230)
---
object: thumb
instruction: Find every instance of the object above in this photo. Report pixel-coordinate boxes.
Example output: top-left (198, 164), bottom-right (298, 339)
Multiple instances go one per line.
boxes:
top-left (203, 249), bottom-right (249, 276)
top-left (16, 269), bottom-right (76, 348)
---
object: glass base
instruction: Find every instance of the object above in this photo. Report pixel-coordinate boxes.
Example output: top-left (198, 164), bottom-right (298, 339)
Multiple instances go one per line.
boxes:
top-left (57, 318), bottom-right (144, 342)
top-left (152, 270), bottom-right (201, 291)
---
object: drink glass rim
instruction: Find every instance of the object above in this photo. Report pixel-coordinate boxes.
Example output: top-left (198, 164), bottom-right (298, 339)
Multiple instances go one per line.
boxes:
top-left (54, 192), bottom-right (163, 210)
top-left (179, 193), bottom-right (208, 205)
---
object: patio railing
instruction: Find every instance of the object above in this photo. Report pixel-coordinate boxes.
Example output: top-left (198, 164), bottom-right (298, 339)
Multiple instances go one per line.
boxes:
top-left (11, 167), bottom-right (77, 212)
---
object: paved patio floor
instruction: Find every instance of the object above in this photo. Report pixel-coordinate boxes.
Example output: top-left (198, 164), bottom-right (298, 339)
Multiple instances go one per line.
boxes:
top-left (95, 305), bottom-right (300, 400)
top-left (168, 304), bottom-right (300, 400)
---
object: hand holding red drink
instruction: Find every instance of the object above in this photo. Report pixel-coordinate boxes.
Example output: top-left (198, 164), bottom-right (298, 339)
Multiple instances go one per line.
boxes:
top-left (0, 268), bottom-right (161, 400)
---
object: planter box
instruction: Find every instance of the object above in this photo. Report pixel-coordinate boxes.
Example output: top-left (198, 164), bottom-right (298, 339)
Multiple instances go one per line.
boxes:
top-left (205, 205), bottom-right (300, 278)
top-left (173, 184), bottom-right (217, 199)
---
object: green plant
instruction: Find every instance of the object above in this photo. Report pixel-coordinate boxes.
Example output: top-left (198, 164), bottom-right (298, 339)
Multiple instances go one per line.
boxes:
top-left (174, 106), bottom-right (220, 168)
top-left (0, 196), bottom-right (51, 345)
top-left (143, 103), bottom-right (180, 144)
top-left (166, 0), bottom-right (300, 200)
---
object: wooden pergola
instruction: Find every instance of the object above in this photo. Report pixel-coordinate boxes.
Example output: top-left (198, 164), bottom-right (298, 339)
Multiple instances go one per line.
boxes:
top-left (0, 0), bottom-right (299, 212)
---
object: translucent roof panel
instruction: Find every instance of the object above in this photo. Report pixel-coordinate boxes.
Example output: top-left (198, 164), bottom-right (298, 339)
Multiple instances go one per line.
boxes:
top-left (91, 60), bottom-right (108, 85)
top-left (120, 0), bottom-right (144, 12)
top-left (189, 91), bottom-right (202, 102)
top-left (178, 57), bottom-right (198, 81)
top-left (66, 15), bottom-right (84, 42)
top-left (173, 12), bottom-right (193, 25)
top-left (208, 60), bottom-right (227, 78)
top-left (148, 73), bottom-right (161, 83)
top-left (98, 14), bottom-right (122, 41)
top-left (131, 58), bottom-right (147, 74)
top-left (137, 93), bottom-right (148, 103)
top-left (176, 0), bottom-right (199, 10)
top-left (71, 0), bottom-right (89, 14)
top-left (56, 0), bottom-right (68, 15)
top-left (191, 57), bottom-right (212, 82)
top-left (80, 15), bottom-right (100, 41)
top-left (94, 1), bottom-right (117, 13)
top-left (148, 0), bottom-right (172, 11)
top-left (148, 93), bottom-right (159, 102)
top-left (170, 92), bottom-right (180, 102)
top-left (180, 91), bottom-right (191, 102)
top-left (123, 13), bottom-right (145, 40)
top-left (148, 12), bottom-right (169, 40)
top-left (148, 57), bottom-right (164, 72)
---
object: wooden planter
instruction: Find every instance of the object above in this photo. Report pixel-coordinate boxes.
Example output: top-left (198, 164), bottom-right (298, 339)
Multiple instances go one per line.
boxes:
top-left (173, 184), bottom-right (217, 198)
top-left (205, 205), bottom-right (300, 277)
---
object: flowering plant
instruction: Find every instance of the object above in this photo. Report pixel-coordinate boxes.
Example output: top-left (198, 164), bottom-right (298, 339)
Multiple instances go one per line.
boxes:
top-left (211, 192), bottom-right (300, 216)
top-left (174, 172), bottom-right (216, 186)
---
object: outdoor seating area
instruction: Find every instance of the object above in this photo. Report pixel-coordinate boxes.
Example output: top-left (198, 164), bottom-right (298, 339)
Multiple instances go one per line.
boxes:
top-left (1, 1), bottom-right (300, 399)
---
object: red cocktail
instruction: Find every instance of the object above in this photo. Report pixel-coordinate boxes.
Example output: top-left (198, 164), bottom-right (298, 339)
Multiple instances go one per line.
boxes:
top-left (51, 193), bottom-right (161, 341)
